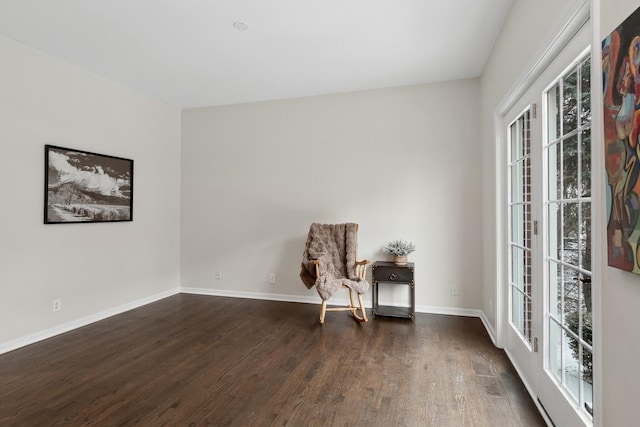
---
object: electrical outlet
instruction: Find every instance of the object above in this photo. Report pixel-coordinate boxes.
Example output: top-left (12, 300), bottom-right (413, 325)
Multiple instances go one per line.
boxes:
top-left (215, 271), bottom-right (222, 280)
top-left (451, 286), bottom-right (459, 296)
top-left (53, 299), bottom-right (61, 312)
top-left (269, 273), bottom-right (276, 284)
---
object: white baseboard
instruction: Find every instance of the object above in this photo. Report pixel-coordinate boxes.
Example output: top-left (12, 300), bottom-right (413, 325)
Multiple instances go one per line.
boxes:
top-left (181, 287), bottom-right (489, 321)
top-left (0, 288), bottom-right (180, 356)
top-left (414, 304), bottom-right (484, 318)
top-left (180, 287), bottom-right (322, 305)
top-left (478, 310), bottom-right (498, 346)
top-left (2, 286), bottom-right (498, 357)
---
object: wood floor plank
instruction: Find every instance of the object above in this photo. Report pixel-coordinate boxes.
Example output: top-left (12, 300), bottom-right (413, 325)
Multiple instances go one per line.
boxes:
top-left (0, 294), bottom-right (544, 426)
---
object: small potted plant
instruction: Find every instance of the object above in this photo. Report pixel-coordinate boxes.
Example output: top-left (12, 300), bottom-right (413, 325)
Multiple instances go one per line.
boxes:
top-left (383, 240), bottom-right (416, 265)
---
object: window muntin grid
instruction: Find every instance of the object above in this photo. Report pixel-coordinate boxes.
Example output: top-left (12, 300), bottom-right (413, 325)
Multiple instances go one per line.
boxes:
top-left (545, 54), bottom-right (593, 420)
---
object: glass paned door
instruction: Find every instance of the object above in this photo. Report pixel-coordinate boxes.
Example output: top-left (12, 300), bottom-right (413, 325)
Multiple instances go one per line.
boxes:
top-left (509, 110), bottom-right (533, 344)
top-left (545, 53), bottom-right (593, 420)
top-left (502, 16), bottom-right (592, 426)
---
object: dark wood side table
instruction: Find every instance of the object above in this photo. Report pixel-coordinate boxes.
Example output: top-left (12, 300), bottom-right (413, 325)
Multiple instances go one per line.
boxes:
top-left (371, 261), bottom-right (415, 320)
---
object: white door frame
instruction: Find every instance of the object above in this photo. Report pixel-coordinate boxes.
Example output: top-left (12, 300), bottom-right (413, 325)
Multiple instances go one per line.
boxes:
top-left (492, 0), bottom-right (595, 423)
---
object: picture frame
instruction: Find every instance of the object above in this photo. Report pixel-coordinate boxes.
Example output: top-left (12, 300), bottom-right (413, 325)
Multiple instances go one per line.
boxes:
top-left (602, 5), bottom-right (640, 272)
top-left (44, 145), bottom-right (134, 224)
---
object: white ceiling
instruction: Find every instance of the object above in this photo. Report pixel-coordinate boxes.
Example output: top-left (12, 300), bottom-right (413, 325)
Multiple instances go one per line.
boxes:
top-left (0, 0), bottom-right (513, 109)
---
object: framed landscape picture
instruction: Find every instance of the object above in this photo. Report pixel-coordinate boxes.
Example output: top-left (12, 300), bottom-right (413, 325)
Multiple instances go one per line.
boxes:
top-left (44, 145), bottom-right (134, 224)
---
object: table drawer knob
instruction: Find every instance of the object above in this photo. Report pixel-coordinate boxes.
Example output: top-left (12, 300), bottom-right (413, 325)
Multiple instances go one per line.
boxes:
top-left (389, 273), bottom-right (396, 281)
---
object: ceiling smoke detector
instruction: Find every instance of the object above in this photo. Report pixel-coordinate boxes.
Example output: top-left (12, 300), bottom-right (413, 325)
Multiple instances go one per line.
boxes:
top-left (232, 21), bottom-right (250, 31)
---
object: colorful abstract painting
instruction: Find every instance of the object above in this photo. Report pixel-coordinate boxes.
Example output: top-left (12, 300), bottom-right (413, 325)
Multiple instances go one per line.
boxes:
top-left (603, 6), bottom-right (640, 272)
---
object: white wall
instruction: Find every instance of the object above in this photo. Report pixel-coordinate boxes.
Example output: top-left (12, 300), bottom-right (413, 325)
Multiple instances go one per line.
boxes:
top-left (597, 1), bottom-right (640, 425)
top-left (480, 0), bottom-right (573, 332)
top-left (0, 36), bottom-right (182, 348)
top-left (181, 81), bottom-right (483, 312)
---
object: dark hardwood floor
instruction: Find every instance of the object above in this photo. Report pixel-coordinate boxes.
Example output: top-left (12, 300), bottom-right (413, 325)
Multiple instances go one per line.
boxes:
top-left (0, 294), bottom-right (544, 426)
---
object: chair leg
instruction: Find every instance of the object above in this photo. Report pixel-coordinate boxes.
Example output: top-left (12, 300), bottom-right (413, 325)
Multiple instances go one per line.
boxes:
top-left (348, 288), bottom-right (356, 309)
top-left (358, 293), bottom-right (368, 322)
top-left (320, 289), bottom-right (368, 323)
top-left (347, 288), bottom-right (367, 322)
top-left (320, 300), bottom-right (327, 324)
